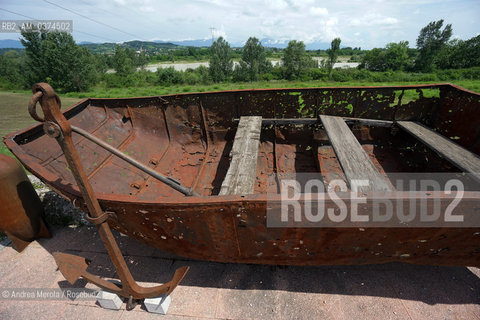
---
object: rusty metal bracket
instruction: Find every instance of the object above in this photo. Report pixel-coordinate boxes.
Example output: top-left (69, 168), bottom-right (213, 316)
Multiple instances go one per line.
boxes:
top-left (85, 211), bottom-right (109, 225)
top-left (29, 83), bottom-right (189, 300)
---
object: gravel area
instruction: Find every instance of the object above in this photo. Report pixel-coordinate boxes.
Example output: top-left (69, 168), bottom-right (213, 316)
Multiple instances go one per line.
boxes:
top-left (28, 175), bottom-right (92, 227)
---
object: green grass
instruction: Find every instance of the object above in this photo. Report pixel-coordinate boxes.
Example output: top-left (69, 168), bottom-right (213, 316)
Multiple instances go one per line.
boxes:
top-left (60, 79), bottom-right (480, 99)
top-left (0, 91), bottom-right (81, 156)
top-left (0, 144), bottom-right (12, 157)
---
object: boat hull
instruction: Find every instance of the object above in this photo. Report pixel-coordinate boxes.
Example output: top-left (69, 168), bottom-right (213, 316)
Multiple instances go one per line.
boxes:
top-left (4, 84), bottom-right (480, 266)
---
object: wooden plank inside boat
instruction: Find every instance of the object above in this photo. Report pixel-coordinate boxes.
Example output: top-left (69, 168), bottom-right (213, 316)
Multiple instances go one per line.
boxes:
top-left (220, 116), bottom-right (262, 195)
top-left (397, 121), bottom-right (480, 181)
top-left (320, 115), bottom-right (392, 192)
top-left (233, 117), bottom-right (394, 127)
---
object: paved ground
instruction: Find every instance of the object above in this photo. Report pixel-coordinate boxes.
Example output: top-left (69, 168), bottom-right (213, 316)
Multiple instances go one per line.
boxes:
top-left (0, 226), bottom-right (479, 320)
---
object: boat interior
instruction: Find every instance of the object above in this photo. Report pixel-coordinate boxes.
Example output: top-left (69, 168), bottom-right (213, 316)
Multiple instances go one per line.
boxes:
top-left (7, 84), bottom-right (480, 200)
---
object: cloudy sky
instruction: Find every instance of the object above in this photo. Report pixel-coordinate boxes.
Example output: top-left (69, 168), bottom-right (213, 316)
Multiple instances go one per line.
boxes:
top-left (1, 0), bottom-right (479, 48)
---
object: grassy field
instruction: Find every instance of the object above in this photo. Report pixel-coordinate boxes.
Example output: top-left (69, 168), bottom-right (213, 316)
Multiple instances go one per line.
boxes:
top-left (2, 79), bottom-right (479, 156)
top-left (59, 79), bottom-right (480, 98)
top-left (5, 80), bottom-right (480, 99)
top-left (0, 91), bottom-right (81, 156)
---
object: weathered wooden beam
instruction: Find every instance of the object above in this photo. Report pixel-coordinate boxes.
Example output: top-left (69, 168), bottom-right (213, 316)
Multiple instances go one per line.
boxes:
top-left (320, 115), bottom-right (392, 192)
top-left (233, 117), bottom-right (394, 127)
top-left (220, 116), bottom-right (262, 195)
top-left (397, 121), bottom-right (480, 182)
top-left (344, 117), bottom-right (394, 127)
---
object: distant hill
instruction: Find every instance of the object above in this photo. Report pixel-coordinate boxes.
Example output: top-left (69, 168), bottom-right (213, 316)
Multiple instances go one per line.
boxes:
top-left (81, 41), bottom-right (178, 54)
top-left (0, 38), bottom-right (179, 54)
top-left (0, 37), bottom-right (331, 53)
top-left (0, 39), bottom-right (23, 49)
top-left (172, 38), bottom-right (331, 50)
top-left (127, 40), bottom-right (178, 49)
top-left (0, 48), bottom-right (23, 55)
top-left (171, 39), bottom-right (213, 47)
top-left (259, 38), bottom-right (330, 50)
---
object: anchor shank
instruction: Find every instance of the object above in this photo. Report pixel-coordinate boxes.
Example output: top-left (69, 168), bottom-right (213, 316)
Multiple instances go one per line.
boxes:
top-left (29, 83), bottom-right (187, 299)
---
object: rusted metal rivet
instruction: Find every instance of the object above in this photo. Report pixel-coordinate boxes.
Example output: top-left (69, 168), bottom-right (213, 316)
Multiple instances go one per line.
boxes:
top-left (43, 121), bottom-right (61, 138)
top-left (130, 183), bottom-right (141, 190)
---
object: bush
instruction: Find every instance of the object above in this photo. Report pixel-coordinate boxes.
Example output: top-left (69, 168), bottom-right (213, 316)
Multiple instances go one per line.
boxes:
top-left (0, 76), bottom-right (20, 90)
top-left (308, 68), bottom-right (328, 80)
top-left (195, 65), bottom-right (212, 84)
top-left (331, 69), bottom-right (352, 82)
top-left (259, 73), bottom-right (274, 81)
top-left (183, 72), bottom-right (201, 85)
top-left (460, 67), bottom-right (480, 79)
top-left (436, 69), bottom-right (460, 81)
top-left (271, 66), bottom-right (285, 80)
top-left (156, 67), bottom-right (183, 85)
top-left (232, 61), bottom-right (249, 82)
top-left (435, 67), bottom-right (480, 81)
top-left (417, 73), bottom-right (438, 82)
top-left (103, 73), bottom-right (124, 88)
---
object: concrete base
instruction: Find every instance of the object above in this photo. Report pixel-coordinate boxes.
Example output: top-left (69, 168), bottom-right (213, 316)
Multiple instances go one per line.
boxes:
top-left (144, 294), bottom-right (171, 314)
top-left (96, 291), bottom-right (123, 310)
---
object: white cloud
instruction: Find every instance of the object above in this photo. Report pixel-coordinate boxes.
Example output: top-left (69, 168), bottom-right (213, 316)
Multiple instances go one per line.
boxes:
top-left (326, 17), bottom-right (338, 27)
top-left (289, 0), bottom-right (315, 9)
top-left (212, 25), bottom-right (227, 39)
top-left (350, 14), bottom-right (399, 27)
top-left (137, 0), bottom-right (155, 12)
top-left (310, 7), bottom-right (329, 16)
top-left (266, 0), bottom-right (289, 10)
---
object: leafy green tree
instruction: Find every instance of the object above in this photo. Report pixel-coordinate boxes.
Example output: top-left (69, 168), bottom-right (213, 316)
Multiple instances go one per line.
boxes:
top-left (361, 41), bottom-right (410, 71)
top-left (136, 51), bottom-right (148, 69)
top-left (436, 35), bottom-right (480, 69)
top-left (195, 65), bottom-right (212, 84)
top-left (209, 37), bottom-right (233, 82)
top-left (21, 29), bottom-right (98, 91)
top-left (232, 61), bottom-right (249, 82)
top-left (360, 48), bottom-right (385, 71)
top-left (415, 19), bottom-right (452, 72)
top-left (326, 38), bottom-right (341, 77)
top-left (461, 35), bottom-right (480, 68)
top-left (241, 37), bottom-right (271, 81)
top-left (21, 30), bottom-right (48, 86)
top-left (282, 40), bottom-right (316, 80)
top-left (94, 54), bottom-right (109, 74)
top-left (384, 41), bottom-right (410, 70)
top-left (0, 50), bottom-right (23, 86)
top-left (112, 46), bottom-right (136, 76)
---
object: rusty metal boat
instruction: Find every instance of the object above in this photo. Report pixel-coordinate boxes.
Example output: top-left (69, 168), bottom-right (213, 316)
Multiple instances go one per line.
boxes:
top-left (3, 83), bottom-right (480, 293)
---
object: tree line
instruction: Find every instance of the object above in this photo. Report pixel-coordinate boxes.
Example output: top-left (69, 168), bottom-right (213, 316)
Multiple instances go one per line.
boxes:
top-left (0, 20), bottom-right (478, 92)
top-left (361, 20), bottom-right (479, 72)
